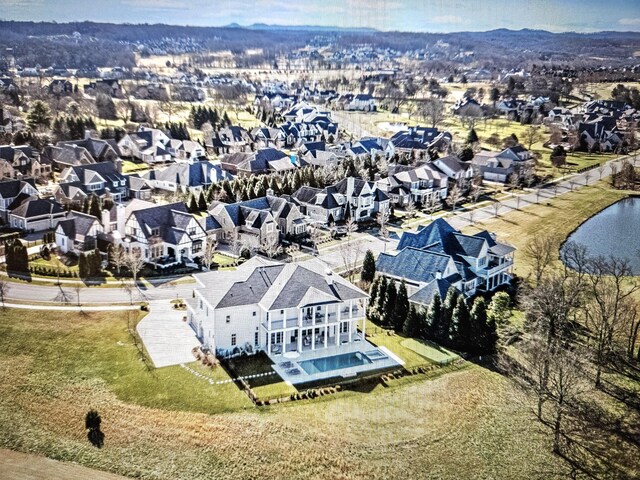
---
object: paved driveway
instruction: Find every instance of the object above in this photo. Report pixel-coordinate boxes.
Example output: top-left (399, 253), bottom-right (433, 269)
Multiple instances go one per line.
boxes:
top-left (137, 300), bottom-right (201, 368)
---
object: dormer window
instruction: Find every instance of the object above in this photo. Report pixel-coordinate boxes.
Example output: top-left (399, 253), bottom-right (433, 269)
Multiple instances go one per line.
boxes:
top-left (151, 227), bottom-right (160, 236)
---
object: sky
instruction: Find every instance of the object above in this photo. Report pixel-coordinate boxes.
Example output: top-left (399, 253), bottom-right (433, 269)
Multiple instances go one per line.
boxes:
top-left (1, 0), bottom-right (640, 33)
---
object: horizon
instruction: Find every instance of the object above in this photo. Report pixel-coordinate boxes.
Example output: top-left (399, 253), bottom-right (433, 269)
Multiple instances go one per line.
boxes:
top-left (1, 0), bottom-right (640, 33)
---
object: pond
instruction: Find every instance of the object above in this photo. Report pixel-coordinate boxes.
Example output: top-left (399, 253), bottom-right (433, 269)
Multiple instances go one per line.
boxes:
top-left (562, 197), bottom-right (640, 275)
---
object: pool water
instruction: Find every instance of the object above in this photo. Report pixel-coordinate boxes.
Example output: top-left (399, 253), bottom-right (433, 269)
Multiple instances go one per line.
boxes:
top-left (299, 351), bottom-right (372, 374)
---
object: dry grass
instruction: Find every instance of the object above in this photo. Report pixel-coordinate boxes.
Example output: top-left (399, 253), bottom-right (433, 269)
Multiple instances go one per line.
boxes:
top-left (0, 307), bottom-right (588, 480)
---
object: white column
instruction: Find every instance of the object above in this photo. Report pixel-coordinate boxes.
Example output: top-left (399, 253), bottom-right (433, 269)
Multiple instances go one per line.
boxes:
top-left (267, 330), bottom-right (271, 355)
top-left (312, 328), bottom-right (316, 350)
top-left (324, 325), bottom-right (328, 348)
top-left (349, 299), bottom-right (353, 320)
top-left (348, 320), bottom-right (352, 343)
top-left (362, 314), bottom-right (366, 339)
top-left (325, 307), bottom-right (328, 325)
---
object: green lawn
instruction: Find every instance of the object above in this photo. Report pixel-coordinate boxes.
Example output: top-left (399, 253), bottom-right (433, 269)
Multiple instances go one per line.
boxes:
top-left (30, 255), bottom-right (78, 274)
top-left (365, 325), bottom-right (439, 368)
top-left (121, 160), bottom-right (149, 174)
top-left (400, 338), bottom-right (459, 364)
top-left (0, 309), bottom-right (250, 414)
top-left (226, 352), bottom-right (296, 400)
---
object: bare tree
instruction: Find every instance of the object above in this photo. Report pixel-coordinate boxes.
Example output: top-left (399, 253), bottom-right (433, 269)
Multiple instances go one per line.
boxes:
top-left (125, 247), bottom-right (145, 285)
top-left (546, 342), bottom-right (589, 453)
top-left (202, 235), bottom-right (218, 270)
top-left (508, 171), bottom-right (520, 192)
top-left (470, 183), bottom-right (482, 203)
top-left (523, 125), bottom-right (543, 151)
top-left (345, 218), bottom-right (358, 238)
top-left (0, 276), bottom-right (10, 307)
top-left (111, 244), bottom-right (127, 275)
top-left (376, 210), bottom-right (390, 241)
top-left (447, 184), bottom-right (462, 212)
top-left (584, 255), bottom-right (640, 386)
top-left (583, 169), bottom-right (592, 186)
top-left (467, 208), bottom-right (476, 224)
top-left (74, 282), bottom-right (83, 308)
top-left (523, 234), bottom-right (556, 286)
top-left (425, 194), bottom-right (440, 219)
top-left (420, 97), bottom-right (446, 128)
top-left (597, 164), bottom-right (606, 180)
top-left (404, 198), bottom-right (417, 218)
top-left (492, 200), bottom-right (502, 217)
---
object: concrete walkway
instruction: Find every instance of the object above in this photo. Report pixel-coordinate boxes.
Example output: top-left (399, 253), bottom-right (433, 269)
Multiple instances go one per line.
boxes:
top-left (136, 300), bottom-right (201, 368)
top-left (1, 302), bottom-right (139, 311)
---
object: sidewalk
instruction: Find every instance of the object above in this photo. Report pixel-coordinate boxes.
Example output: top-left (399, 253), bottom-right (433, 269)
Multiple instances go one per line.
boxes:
top-left (1, 302), bottom-right (140, 311)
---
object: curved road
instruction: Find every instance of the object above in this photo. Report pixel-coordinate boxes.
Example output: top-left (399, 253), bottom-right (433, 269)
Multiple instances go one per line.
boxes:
top-left (3, 154), bottom-right (635, 307)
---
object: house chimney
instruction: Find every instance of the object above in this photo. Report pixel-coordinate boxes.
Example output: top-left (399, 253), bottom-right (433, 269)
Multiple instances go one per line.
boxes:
top-left (84, 129), bottom-right (91, 140)
top-left (266, 188), bottom-right (274, 197)
top-left (116, 203), bottom-right (126, 235)
top-left (326, 269), bottom-right (334, 285)
top-left (101, 208), bottom-right (111, 232)
top-left (435, 270), bottom-right (442, 279)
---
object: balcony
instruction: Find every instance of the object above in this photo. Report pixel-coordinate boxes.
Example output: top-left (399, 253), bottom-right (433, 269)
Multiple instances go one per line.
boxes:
top-left (477, 258), bottom-right (513, 277)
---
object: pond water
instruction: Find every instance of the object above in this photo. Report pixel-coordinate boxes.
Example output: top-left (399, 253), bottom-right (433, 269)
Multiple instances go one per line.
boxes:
top-left (562, 197), bottom-right (640, 275)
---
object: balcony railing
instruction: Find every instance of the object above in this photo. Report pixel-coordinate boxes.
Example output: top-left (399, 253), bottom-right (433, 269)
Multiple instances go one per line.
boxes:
top-left (477, 258), bottom-right (513, 276)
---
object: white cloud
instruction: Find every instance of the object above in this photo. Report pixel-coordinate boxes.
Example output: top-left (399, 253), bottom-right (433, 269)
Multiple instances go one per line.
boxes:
top-left (619, 18), bottom-right (640, 26)
top-left (432, 15), bottom-right (466, 24)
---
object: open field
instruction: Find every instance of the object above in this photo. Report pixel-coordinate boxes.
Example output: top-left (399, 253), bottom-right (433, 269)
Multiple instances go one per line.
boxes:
top-left (1, 301), bottom-right (638, 479)
top-left (0, 307), bottom-right (575, 480)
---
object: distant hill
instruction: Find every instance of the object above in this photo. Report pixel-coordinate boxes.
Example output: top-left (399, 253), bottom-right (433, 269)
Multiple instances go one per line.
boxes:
top-left (232, 23), bottom-right (378, 33)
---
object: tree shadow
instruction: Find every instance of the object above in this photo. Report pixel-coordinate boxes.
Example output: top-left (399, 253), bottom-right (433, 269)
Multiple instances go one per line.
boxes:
top-left (85, 409), bottom-right (104, 448)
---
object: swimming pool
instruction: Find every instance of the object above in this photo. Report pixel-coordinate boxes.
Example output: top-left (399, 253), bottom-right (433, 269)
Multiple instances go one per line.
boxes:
top-left (298, 351), bottom-right (372, 374)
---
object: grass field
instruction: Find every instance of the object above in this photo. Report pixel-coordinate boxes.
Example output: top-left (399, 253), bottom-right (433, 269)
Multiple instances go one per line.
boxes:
top-left (400, 338), bottom-right (459, 364)
top-left (1, 306), bottom-right (637, 479)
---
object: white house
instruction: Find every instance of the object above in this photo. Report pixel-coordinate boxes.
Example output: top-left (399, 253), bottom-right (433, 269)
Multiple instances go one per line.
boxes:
top-left (187, 257), bottom-right (368, 358)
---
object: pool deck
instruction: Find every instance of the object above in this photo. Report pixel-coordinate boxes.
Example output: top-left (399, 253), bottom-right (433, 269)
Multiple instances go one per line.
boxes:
top-left (271, 335), bottom-right (401, 385)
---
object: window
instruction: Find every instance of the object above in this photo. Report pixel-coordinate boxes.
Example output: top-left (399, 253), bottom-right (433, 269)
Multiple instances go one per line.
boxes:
top-left (280, 309), bottom-right (284, 314)
top-left (192, 240), bottom-right (202, 254)
top-left (226, 315), bottom-right (230, 323)
top-left (252, 311), bottom-right (256, 317)
top-left (316, 306), bottom-right (321, 311)
top-left (188, 227), bottom-right (197, 236)
top-left (151, 227), bottom-right (160, 237)
top-left (254, 331), bottom-right (259, 346)
top-left (231, 334), bottom-right (237, 346)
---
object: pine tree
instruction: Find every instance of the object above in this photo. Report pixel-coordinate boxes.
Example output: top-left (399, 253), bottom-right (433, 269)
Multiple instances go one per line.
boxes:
top-left (451, 296), bottom-right (471, 351)
top-left (197, 190), bottom-right (207, 211)
top-left (78, 253), bottom-right (88, 278)
top-left (393, 281), bottom-right (409, 332)
top-left (89, 194), bottom-right (102, 218)
top-left (425, 293), bottom-right (443, 340)
top-left (470, 297), bottom-right (489, 354)
top-left (467, 128), bottom-right (479, 144)
top-left (361, 250), bottom-right (376, 284)
top-left (403, 304), bottom-right (421, 337)
top-left (186, 193), bottom-right (198, 213)
top-left (383, 281), bottom-right (397, 327)
top-left (441, 288), bottom-right (460, 345)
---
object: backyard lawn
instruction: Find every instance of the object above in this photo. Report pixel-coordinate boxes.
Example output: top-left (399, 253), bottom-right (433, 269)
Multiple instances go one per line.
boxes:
top-left (225, 352), bottom-right (297, 400)
top-left (364, 325), bottom-right (441, 368)
top-left (1, 307), bottom-right (637, 479)
top-left (400, 338), bottom-right (459, 364)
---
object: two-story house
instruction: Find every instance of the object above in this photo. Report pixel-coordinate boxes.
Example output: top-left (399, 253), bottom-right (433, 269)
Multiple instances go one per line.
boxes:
top-left (0, 178), bottom-right (39, 221)
top-left (54, 162), bottom-right (129, 206)
top-left (376, 218), bottom-right (515, 306)
top-left (123, 202), bottom-right (206, 267)
top-left (186, 257), bottom-right (399, 384)
top-left (55, 212), bottom-right (104, 254)
top-left (117, 127), bottom-right (172, 164)
top-left (292, 177), bottom-right (390, 225)
top-left (376, 163), bottom-right (449, 206)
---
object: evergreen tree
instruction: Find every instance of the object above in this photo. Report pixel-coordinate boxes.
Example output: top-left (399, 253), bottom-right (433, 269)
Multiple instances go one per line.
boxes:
top-left (403, 304), bottom-right (422, 338)
top-left (382, 281), bottom-right (397, 327)
top-left (88, 194), bottom-right (102, 218)
top-left (466, 128), bottom-right (479, 144)
top-left (393, 281), bottom-right (409, 332)
top-left (424, 292), bottom-right (443, 340)
top-left (78, 253), bottom-right (88, 279)
top-left (451, 296), bottom-right (471, 350)
top-left (186, 193), bottom-right (199, 213)
top-left (197, 190), bottom-right (208, 211)
top-left (470, 297), bottom-right (489, 354)
top-left (441, 288), bottom-right (460, 345)
top-left (361, 250), bottom-right (376, 284)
